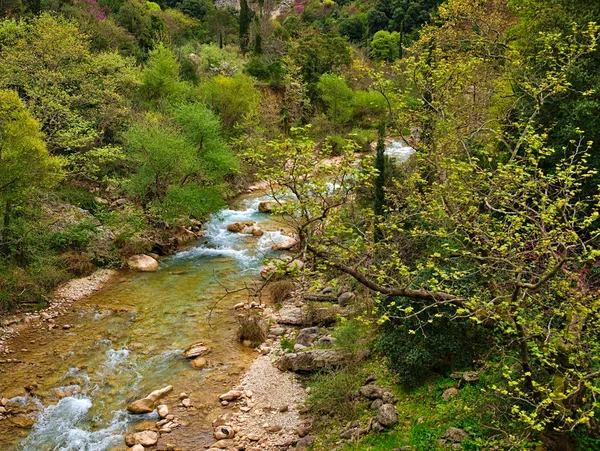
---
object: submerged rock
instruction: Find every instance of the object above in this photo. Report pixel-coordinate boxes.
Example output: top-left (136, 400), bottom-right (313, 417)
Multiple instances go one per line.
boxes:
top-left (127, 255), bottom-right (159, 272)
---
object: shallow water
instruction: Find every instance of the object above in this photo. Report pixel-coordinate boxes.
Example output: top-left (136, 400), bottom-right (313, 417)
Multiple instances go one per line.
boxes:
top-left (0, 192), bottom-right (287, 451)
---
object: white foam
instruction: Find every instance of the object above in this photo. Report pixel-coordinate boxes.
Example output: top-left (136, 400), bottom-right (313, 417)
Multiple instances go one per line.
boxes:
top-left (19, 396), bottom-right (127, 451)
top-left (384, 139), bottom-right (415, 162)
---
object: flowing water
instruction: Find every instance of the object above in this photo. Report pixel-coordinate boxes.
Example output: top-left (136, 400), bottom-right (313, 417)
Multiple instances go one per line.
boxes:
top-left (0, 192), bottom-right (288, 451)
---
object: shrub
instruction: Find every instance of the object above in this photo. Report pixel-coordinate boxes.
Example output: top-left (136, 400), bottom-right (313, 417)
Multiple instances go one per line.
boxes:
top-left (308, 369), bottom-right (364, 426)
top-left (60, 252), bottom-right (94, 277)
top-left (268, 280), bottom-right (295, 304)
top-left (236, 313), bottom-right (267, 347)
top-left (378, 298), bottom-right (491, 387)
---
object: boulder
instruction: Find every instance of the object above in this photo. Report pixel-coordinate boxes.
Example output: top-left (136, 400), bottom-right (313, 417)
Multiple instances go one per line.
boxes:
top-left (132, 431), bottom-right (159, 447)
top-left (462, 371), bottom-right (480, 384)
top-left (444, 427), bottom-right (469, 442)
top-left (227, 221), bottom-right (255, 233)
top-left (157, 404), bottom-right (169, 418)
top-left (127, 398), bottom-right (155, 414)
top-left (127, 255), bottom-right (159, 272)
top-left (219, 390), bottom-right (242, 401)
top-left (184, 342), bottom-right (210, 359)
top-left (249, 227), bottom-right (264, 237)
top-left (130, 445), bottom-right (144, 451)
top-left (442, 387), bottom-right (459, 401)
top-left (258, 201), bottom-right (276, 213)
top-left (214, 425), bottom-right (235, 440)
top-left (296, 435), bottom-right (315, 450)
top-left (359, 384), bottom-right (389, 400)
top-left (276, 349), bottom-right (349, 372)
top-left (371, 399), bottom-right (383, 410)
top-left (191, 357), bottom-right (207, 369)
top-left (337, 291), bottom-right (355, 306)
top-left (376, 404), bottom-right (399, 427)
top-left (295, 327), bottom-right (319, 347)
top-left (127, 386), bottom-right (173, 414)
top-left (272, 237), bottom-right (298, 251)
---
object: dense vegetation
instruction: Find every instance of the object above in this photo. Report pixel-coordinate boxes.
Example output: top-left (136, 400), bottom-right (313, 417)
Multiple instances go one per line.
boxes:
top-left (1, 0), bottom-right (599, 448)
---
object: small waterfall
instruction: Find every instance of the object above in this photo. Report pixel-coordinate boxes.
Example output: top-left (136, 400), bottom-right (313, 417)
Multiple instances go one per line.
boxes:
top-left (173, 194), bottom-right (290, 271)
top-left (384, 139), bottom-right (415, 162)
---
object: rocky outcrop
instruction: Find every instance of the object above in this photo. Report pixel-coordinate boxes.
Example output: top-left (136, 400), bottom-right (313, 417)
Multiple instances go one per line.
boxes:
top-left (127, 254), bottom-right (159, 272)
top-left (276, 349), bottom-right (348, 372)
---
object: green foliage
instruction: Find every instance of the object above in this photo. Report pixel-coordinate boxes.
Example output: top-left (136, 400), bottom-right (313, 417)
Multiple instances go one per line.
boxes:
top-left (317, 73), bottom-right (354, 126)
top-left (288, 33), bottom-right (352, 87)
top-left (198, 74), bottom-right (260, 132)
top-left (378, 300), bottom-right (491, 387)
top-left (308, 369), bottom-right (365, 426)
top-left (370, 30), bottom-right (400, 62)
top-left (140, 43), bottom-right (189, 106)
top-left (0, 14), bottom-right (139, 162)
top-left (0, 90), bottom-right (63, 234)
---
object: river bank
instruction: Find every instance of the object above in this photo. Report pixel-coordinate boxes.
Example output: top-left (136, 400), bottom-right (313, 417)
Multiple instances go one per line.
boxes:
top-left (0, 190), bottom-right (308, 450)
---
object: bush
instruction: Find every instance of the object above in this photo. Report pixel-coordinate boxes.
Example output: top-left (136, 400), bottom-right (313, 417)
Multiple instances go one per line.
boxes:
top-left (60, 252), bottom-right (94, 277)
top-left (268, 280), bottom-right (295, 304)
top-left (378, 299), bottom-right (491, 387)
top-left (308, 369), bottom-right (364, 426)
top-left (236, 313), bottom-right (267, 347)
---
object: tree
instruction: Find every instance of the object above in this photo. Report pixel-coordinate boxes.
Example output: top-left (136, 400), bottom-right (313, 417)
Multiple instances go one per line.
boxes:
top-left (288, 33), bottom-right (352, 96)
top-left (0, 90), bottom-right (62, 240)
top-left (239, 0), bottom-right (251, 53)
top-left (139, 43), bottom-right (188, 106)
top-left (0, 14), bottom-right (139, 170)
top-left (197, 74), bottom-right (260, 133)
top-left (370, 30), bottom-right (400, 61)
top-left (316, 73), bottom-right (354, 126)
top-left (249, 1), bottom-right (600, 446)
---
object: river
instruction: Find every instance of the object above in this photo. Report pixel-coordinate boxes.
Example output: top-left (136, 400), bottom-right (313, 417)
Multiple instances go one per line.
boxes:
top-left (0, 192), bottom-right (287, 451)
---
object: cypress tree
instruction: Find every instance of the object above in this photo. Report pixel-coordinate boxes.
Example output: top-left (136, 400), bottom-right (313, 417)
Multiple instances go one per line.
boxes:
top-left (239, 0), bottom-right (251, 54)
top-left (374, 123), bottom-right (386, 243)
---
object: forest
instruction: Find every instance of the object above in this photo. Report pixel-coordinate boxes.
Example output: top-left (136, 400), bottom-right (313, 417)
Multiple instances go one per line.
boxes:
top-left (1, 0), bottom-right (600, 449)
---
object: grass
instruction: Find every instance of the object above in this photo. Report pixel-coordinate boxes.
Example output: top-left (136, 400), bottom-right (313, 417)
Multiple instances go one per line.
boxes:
top-left (236, 313), bottom-right (267, 347)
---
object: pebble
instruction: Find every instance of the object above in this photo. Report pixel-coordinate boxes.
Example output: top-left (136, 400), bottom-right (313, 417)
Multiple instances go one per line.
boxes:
top-left (182, 398), bottom-right (192, 408)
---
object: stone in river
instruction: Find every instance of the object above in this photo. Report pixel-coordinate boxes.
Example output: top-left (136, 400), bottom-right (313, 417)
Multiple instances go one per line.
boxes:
top-left (184, 342), bottom-right (210, 359)
top-left (127, 398), bottom-right (155, 414)
top-left (157, 404), bottom-right (169, 418)
top-left (191, 357), bottom-right (207, 369)
top-left (132, 430), bottom-right (159, 446)
top-left (127, 254), bottom-right (159, 272)
top-left (219, 390), bottom-right (242, 401)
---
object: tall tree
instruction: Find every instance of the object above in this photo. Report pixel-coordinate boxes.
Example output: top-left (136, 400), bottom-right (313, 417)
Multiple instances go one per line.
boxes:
top-left (239, 0), bottom-right (251, 53)
top-left (0, 90), bottom-right (62, 241)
